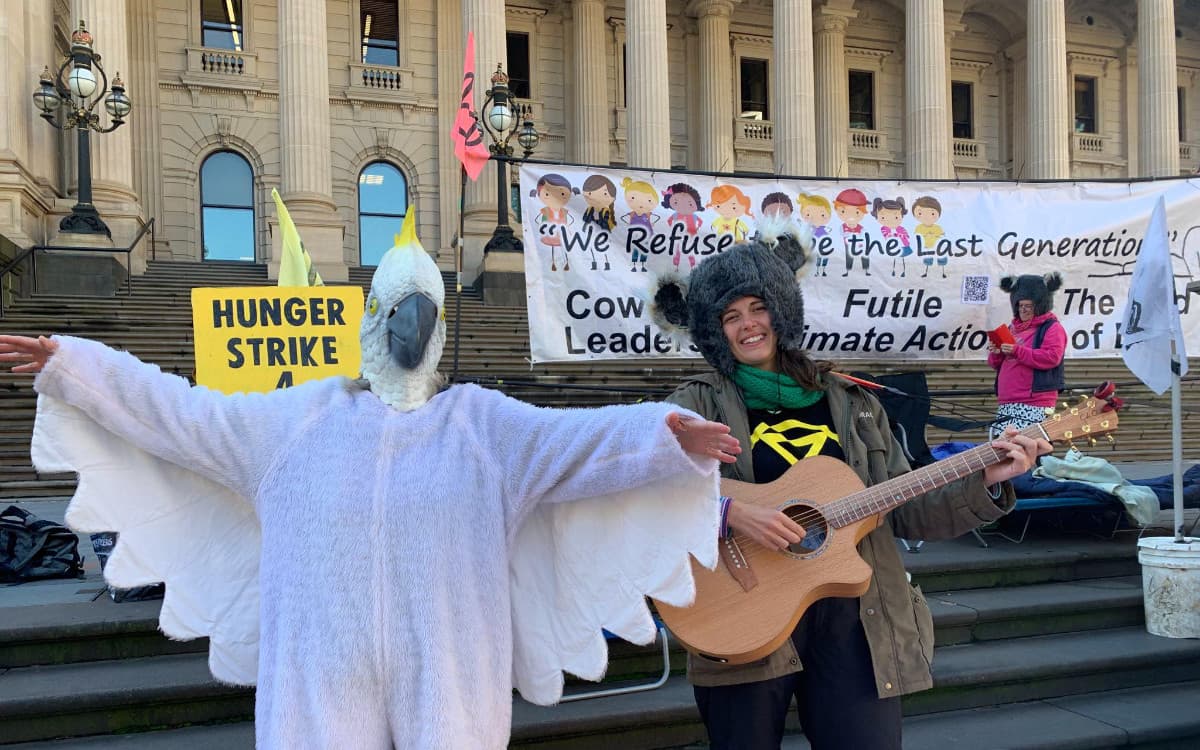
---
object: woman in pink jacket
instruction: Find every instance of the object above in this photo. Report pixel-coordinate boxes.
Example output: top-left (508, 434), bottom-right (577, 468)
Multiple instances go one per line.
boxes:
top-left (987, 273), bottom-right (1068, 431)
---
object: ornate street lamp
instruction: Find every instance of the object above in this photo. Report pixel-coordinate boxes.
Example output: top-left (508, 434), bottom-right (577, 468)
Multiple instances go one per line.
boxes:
top-left (32, 20), bottom-right (132, 239)
top-left (480, 64), bottom-right (539, 254)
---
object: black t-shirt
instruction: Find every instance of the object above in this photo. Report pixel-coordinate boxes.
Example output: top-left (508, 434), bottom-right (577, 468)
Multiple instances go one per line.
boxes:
top-left (747, 397), bottom-right (845, 483)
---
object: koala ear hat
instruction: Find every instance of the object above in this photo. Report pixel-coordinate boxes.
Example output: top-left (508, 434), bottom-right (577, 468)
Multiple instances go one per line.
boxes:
top-left (999, 272), bottom-right (1063, 318)
top-left (648, 214), bottom-right (812, 376)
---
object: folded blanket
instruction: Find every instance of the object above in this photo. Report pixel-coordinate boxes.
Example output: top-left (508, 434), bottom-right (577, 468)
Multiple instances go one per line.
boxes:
top-left (1032, 449), bottom-right (1159, 527)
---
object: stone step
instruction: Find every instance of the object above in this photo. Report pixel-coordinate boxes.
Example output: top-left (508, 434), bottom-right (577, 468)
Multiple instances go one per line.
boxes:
top-left (779, 680), bottom-right (1200, 750)
top-left (0, 480), bottom-right (79, 496)
top-left (901, 532), bottom-right (1140, 593)
top-left (0, 570), bottom-right (1146, 671)
top-left (907, 626), bottom-right (1200, 715)
top-left (0, 653), bottom-right (254, 744)
top-left (10, 676), bottom-right (1197, 750)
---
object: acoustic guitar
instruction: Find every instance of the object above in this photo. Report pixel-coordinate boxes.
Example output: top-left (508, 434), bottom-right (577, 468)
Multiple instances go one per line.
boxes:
top-left (654, 388), bottom-right (1121, 665)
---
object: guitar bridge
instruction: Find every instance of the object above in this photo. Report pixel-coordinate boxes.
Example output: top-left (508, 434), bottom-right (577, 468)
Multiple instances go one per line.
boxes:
top-left (720, 535), bottom-right (758, 592)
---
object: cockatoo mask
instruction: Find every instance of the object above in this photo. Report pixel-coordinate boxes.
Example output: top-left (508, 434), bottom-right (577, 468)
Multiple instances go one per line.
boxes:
top-left (359, 208), bottom-right (446, 411)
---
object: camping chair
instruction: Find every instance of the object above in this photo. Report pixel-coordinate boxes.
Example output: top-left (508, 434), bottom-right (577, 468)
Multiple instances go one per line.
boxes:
top-left (849, 371), bottom-right (992, 550)
top-left (557, 620), bottom-right (672, 702)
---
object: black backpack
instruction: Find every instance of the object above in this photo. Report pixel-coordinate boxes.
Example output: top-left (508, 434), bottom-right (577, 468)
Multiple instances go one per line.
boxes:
top-left (0, 505), bottom-right (84, 582)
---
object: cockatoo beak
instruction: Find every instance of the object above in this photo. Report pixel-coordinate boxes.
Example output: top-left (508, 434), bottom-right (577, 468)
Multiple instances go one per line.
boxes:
top-left (386, 292), bottom-right (439, 369)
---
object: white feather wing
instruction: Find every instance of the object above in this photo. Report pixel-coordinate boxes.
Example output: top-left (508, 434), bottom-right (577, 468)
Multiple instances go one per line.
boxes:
top-left (508, 469), bottom-right (719, 706)
top-left (31, 394), bottom-right (261, 685)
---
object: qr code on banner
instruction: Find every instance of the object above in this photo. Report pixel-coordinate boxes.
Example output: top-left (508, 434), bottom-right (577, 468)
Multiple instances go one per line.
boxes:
top-left (961, 275), bottom-right (990, 304)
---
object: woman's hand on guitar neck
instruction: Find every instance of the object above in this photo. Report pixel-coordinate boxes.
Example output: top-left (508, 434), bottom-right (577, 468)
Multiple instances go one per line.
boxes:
top-left (982, 427), bottom-right (1052, 487)
top-left (727, 500), bottom-right (806, 552)
top-left (667, 413), bottom-right (741, 464)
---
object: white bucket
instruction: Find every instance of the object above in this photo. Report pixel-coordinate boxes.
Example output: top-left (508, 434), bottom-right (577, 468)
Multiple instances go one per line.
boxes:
top-left (1137, 537), bottom-right (1200, 639)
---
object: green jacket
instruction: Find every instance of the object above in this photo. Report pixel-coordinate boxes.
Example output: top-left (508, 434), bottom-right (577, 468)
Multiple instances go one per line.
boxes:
top-left (667, 371), bottom-right (1015, 696)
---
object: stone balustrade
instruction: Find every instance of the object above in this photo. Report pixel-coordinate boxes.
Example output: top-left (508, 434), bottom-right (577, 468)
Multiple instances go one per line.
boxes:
top-left (187, 47), bottom-right (257, 79)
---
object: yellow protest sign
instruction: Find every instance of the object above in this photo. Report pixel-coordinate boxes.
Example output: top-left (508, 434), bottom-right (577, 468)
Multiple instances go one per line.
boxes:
top-left (191, 287), bottom-right (364, 394)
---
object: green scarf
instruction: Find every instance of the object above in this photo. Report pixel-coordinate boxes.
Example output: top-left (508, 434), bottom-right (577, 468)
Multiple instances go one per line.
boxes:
top-left (733, 364), bottom-right (825, 411)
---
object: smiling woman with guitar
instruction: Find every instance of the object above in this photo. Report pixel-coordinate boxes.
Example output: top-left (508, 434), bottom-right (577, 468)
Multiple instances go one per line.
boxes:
top-left (651, 216), bottom-right (1053, 750)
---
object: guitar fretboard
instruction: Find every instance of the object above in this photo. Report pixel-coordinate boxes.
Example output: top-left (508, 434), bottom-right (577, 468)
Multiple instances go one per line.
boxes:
top-left (823, 423), bottom-right (1048, 529)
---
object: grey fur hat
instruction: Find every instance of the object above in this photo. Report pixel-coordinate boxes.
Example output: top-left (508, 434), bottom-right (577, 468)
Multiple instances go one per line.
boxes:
top-left (999, 272), bottom-right (1063, 318)
top-left (650, 215), bottom-right (811, 376)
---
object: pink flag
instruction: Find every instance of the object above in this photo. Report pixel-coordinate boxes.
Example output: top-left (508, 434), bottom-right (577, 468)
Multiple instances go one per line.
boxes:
top-left (452, 32), bottom-right (490, 181)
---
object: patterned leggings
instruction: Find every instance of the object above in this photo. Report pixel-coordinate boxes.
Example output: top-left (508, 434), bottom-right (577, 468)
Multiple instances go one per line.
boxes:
top-left (993, 402), bottom-right (1051, 434)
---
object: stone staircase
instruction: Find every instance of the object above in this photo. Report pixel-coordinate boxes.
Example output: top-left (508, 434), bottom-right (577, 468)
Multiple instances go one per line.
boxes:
top-left (2, 522), bottom-right (1198, 749)
top-left (1, 260), bottom-right (1199, 748)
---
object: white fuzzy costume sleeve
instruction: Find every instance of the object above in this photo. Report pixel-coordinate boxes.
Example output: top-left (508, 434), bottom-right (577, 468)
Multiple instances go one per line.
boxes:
top-left (468, 395), bottom-right (721, 705)
top-left (31, 337), bottom-right (337, 685)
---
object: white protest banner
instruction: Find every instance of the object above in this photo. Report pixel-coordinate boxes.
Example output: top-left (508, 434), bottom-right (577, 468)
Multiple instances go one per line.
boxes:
top-left (519, 166), bottom-right (1200, 364)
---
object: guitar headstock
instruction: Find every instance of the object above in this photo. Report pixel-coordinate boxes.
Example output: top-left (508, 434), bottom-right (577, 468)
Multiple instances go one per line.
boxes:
top-left (1038, 382), bottom-right (1122, 447)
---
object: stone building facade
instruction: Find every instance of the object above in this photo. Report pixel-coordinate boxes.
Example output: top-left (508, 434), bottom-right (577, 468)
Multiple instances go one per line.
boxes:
top-left (0, 0), bottom-right (1198, 296)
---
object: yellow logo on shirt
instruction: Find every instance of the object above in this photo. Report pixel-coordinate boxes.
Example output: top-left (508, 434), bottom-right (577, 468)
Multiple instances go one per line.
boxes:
top-left (749, 419), bottom-right (841, 465)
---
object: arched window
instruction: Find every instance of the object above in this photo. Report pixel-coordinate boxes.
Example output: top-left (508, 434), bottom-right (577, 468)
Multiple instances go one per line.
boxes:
top-left (200, 151), bottom-right (255, 262)
top-left (358, 162), bottom-right (407, 266)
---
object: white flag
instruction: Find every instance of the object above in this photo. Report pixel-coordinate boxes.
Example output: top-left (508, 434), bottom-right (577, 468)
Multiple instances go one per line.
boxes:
top-left (1120, 195), bottom-right (1188, 395)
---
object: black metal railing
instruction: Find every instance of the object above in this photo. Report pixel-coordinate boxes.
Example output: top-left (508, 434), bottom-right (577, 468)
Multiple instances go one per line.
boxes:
top-left (0, 217), bottom-right (155, 319)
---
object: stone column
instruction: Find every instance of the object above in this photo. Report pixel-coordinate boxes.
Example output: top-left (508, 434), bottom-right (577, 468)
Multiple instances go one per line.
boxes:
top-left (1026, 0), bottom-right (1069, 179)
top-left (814, 10), bottom-right (852, 177)
top-left (774, 0), bottom-right (816, 175)
top-left (25, 0), bottom-right (58, 199)
top-left (0, 0), bottom-right (33, 247)
top-left (692, 0), bottom-right (734, 172)
top-left (905, 0), bottom-right (951, 178)
top-left (128, 0), bottom-right (164, 258)
top-left (279, 0), bottom-right (334, 212)
top-left (437, 0), bottom-right (463, 266)
top-left (1138, 0), bottom-right (1179, 177)
top-left (572, 0), bottom-right (609, 164)
top-left (1123, 46), bottom-right (1139, 176)
top-left (461, 0), bottom-right (507, 282)
top-left (627, 0), bottom-right (671, 168)
top-left (276, 0), bottom-right (345, 280)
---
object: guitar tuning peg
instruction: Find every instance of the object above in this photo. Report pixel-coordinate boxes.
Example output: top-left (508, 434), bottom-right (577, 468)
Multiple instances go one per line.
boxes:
top-left (1105, 434), bottom-right (1115, 444)
top-left (1078, 394), bottom-right (1090, 404)
top-left (1067, 440), bottom-right (1076, 451)
top-left (1088, 437), bottom-right (1097, 447)
top-left (1059, 402), bottom-right (1069, 411)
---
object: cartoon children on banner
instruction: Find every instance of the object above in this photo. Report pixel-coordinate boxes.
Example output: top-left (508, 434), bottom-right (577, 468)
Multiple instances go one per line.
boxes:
top-left (522, 170), bottom-right (956, 284)
top-left (621, 177), bottom-right (660, 272)
top-left (798, 193), bottom-right (832, 277)
top-left (662, 182), bottom-right (705, 270)
top-left (581, 174), bottom-right (617, 270)
top-left (872, 197), bottom-right (913, 278)
top-left (530, 173), bottom-right (579, 272)
top-left (707, 186), bottom-right (753, 242)
top-left (834, 188), bottom-right (870, 277)
top-left (912, 196), bottom-right (947, 278)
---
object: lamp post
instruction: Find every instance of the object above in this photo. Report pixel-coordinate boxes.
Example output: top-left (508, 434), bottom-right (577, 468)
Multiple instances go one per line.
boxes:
top-left (32, 20), bottom-right (132, 239)
top-left (480, 64), bottom-right (539, 254)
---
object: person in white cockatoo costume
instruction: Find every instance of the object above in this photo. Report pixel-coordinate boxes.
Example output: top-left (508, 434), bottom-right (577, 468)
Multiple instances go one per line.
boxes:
top-left (0, 211), bottom-right (740, 750)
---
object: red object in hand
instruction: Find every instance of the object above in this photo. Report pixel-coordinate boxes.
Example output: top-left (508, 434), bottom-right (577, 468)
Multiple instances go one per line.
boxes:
top-left (1093, 381), bottom-right (1116, 400)
top-left (988, 325), bottom-right (1016, 348)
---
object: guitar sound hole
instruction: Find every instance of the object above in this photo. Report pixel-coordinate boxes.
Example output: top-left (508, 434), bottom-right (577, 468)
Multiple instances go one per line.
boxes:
top-left (783, 503), bottom-right (828, 556)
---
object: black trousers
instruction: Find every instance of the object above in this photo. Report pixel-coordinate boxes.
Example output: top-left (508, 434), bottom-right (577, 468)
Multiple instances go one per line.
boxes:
top-left (693, 597), bottom-right (902, 750)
